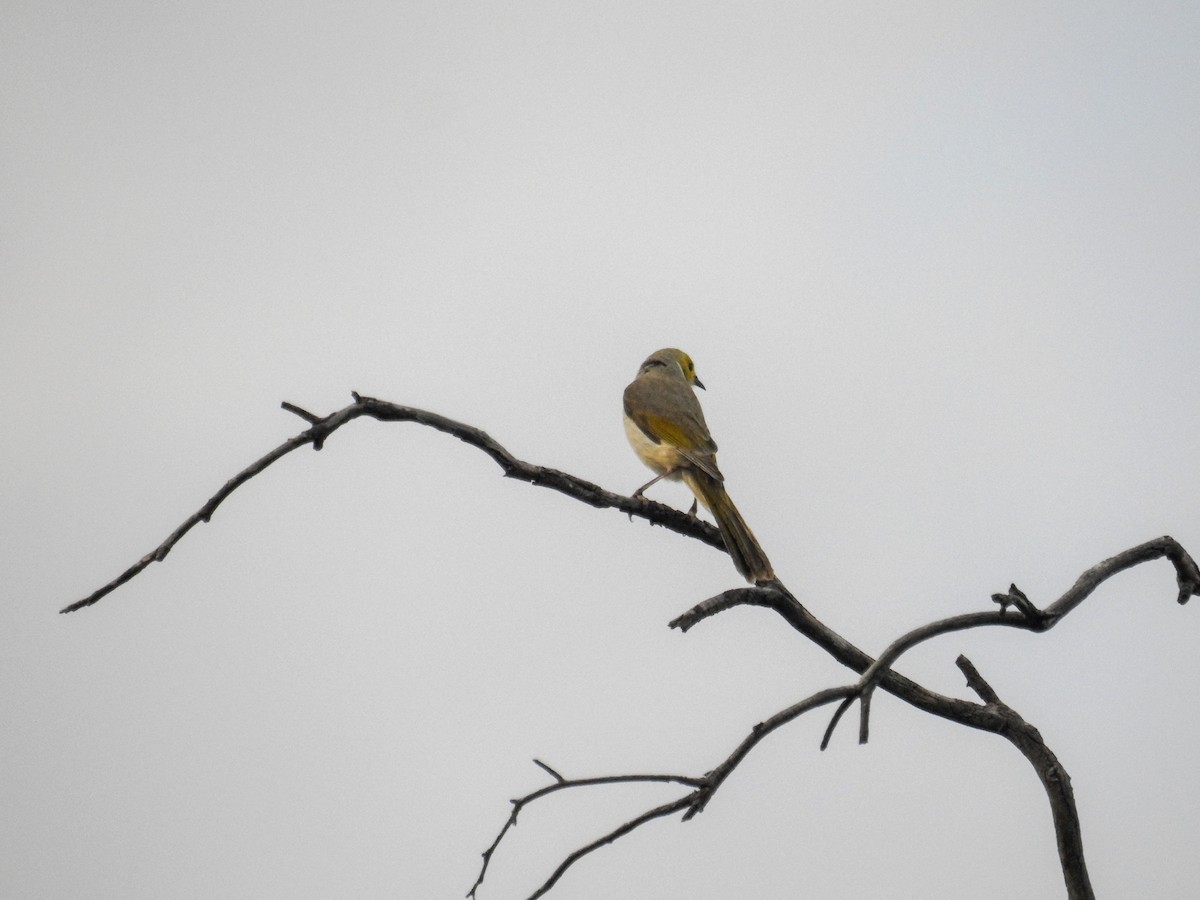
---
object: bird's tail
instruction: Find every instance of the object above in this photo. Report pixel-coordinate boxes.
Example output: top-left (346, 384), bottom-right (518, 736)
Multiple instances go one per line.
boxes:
top-left (684, 471), bottom-right (775, 584)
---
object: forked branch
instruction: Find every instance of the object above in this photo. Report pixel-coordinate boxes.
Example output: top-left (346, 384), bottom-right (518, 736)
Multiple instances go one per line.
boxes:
top-left (467, 767), bottom-right (702, 899)
top-left (810, 537), bottom-right (1200, 749)
top-left (469, 687), bottom-right (852, 898)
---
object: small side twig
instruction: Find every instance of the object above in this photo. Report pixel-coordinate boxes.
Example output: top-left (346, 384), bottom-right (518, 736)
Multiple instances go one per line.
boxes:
top-left (531, 759), bottom-right (564, 783)
top-left (957, 655), bottom-right (1003, 706)
top-left (280, 401), bottom-right (322, 425)
top-left (467, 765), bottom-right (702, 899)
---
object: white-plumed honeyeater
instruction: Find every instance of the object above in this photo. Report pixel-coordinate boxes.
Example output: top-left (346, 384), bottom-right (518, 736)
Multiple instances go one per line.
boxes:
top-left (623, 348), bottom-right (775, 584)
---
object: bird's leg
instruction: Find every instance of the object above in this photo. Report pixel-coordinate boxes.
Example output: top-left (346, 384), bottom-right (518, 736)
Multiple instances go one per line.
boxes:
top-left (632, 468), bottom-right (676, 499)
top-left (687, 497), bottom-right (698, 517)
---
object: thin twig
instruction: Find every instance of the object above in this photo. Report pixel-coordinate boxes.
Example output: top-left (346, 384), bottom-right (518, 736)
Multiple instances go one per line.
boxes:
top-left (531, 759), bottom-right (564, 783)
top-left (526, 796), bottom-right (693, 900)
top-left (685, 686), bottom-right (853, 820)
top-left (819, 697), bottom-right (855, 751)
top-left (467, 767), bottom-right (702, 898)
top-left (59, 418), bottom-right (341, 613)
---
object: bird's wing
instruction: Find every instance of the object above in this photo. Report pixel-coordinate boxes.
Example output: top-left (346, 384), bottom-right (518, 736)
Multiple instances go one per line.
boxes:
top-left (623, 375), bottom-right (723, 481)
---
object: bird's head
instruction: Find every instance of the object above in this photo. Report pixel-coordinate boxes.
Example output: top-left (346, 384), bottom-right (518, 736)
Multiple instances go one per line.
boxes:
top-left (638, 348), bottom-right (706, 390)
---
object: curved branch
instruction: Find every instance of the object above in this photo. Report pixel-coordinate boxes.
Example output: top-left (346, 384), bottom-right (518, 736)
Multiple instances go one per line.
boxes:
top-left (470, 687), bottom-right (852, 898)
top-left (811, 536), bottom-right (1200, 749)
top-left (61, 394), bottom-right (723, 613)
top-left (59, 413), bottom-right (346, 614)
top-left (1047, 536), bottom-right (1200, 611)
top-left (345, 398), bottom-right (722, 554)
top-left (468, 764), bottom-right (702, 899)
top-left (956, 655), bottom-right (1092, 899)
top-left (673, 537), bottom-right (1198, 752)
top-left (683, 685), bottom-right (852, 820)
top-left (526, 797), bottom-right (692, 900)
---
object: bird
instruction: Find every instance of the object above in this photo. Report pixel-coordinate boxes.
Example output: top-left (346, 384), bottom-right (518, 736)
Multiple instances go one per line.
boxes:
top-left (623, 348), bottom-right (775, 584)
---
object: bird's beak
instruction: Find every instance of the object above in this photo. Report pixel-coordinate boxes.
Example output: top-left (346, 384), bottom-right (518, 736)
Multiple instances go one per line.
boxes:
top-left (694, 377), bottom-right (706, 390)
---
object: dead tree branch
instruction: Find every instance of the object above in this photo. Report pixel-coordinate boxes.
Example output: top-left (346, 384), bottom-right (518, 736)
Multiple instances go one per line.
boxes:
top-left (61, 394), bottom-right (720, 614)
top-left (468, 767), bottom-right (703, 899)
top-left (469, 688), bottom-right (852, 898)
top-left (61, 397), bottom-right (1198, 900)
top-left (956, 655), bottom-right (1092, 899)
top-left (806, 537), bottom-right (1200, 749)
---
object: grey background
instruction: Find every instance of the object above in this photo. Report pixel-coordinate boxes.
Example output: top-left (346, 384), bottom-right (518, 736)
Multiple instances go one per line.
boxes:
top-left (3, 3), bottom-right (1198, 898)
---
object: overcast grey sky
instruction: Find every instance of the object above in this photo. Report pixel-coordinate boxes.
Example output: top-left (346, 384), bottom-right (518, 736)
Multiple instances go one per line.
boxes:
top-left (3, 3), bottom-right (1199, 898)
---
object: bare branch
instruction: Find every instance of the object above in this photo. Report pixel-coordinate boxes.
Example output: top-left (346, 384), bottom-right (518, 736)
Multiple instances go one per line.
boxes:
top-left (280, 401), bottom-right (322, 424)
top-left (62, 397), bottom-right (1194, 900)
top-left (62, 394), bottom-right (725, 613)
top-left (819, 696), bottom-right (855, 751)
top-left (684, 686), bottom-right (853, 820)
top-left (525, 796), bottom-right (692, 900)
top-left (954, 655), bottom-right (1093, 899)
top-left (666, 541), bottom-right (1195, 900)
top-left (990, 583), bottom-right (1046, 623)
top-left (470, 686), bottom-right (852, 898)
top-left (672, 581), bottom-right (999, 736)
top-left (1045, 535), bottom-right (1200, 613)
top-left (816, 536), bottom-right (1200, 750)
top-left (669, 589), bottom-right (764, 631)
top-left (858, 689), bottom-right (873, 745)
top-left (957, 654), bottom-right (1003, 706)
top-left (60, 421), bottom-right (334, 613)
top-left (468, 765), bottom-right (702, 899)
top-left (531, 759), bottom-right (564, 783)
